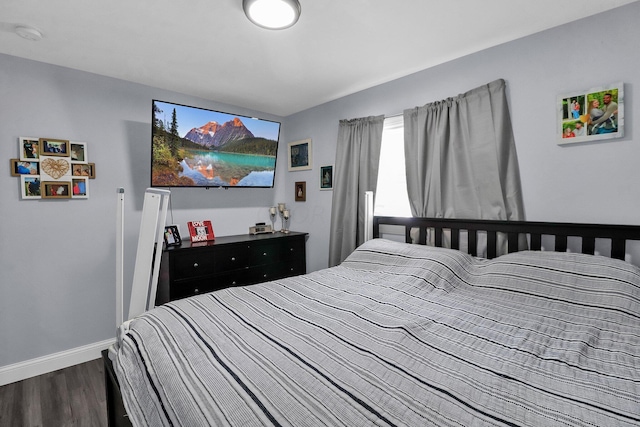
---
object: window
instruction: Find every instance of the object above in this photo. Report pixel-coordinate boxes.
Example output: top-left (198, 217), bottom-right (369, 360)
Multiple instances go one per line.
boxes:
top-left (374, 116), bottom-right (412, 217)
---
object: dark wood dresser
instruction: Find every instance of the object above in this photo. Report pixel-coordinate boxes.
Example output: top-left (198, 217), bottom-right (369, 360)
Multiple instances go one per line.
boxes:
top-left (155, 231), bottom-right (307, 304)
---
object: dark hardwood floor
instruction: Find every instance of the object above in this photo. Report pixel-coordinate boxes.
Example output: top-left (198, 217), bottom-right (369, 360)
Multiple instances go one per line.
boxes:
top-left (0, 358), bottom-right (107, 427)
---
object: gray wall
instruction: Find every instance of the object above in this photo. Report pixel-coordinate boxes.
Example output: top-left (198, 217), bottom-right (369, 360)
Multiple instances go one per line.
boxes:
top-left (283, 2), bottom-right (639, 272)
top-left (0, 56), bottom-right (284, 367)
top-left (2, 2), bottom-right (639, 368)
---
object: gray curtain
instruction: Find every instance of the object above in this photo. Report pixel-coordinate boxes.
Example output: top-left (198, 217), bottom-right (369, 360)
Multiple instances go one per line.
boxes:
top-left (328, 115), bottom-right (384, 266)
top-left (403, 78), bottom-right (524, 222)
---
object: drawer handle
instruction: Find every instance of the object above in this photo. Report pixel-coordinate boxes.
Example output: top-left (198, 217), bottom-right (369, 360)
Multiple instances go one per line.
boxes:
top-left (232, 281), bottom-right (236, 285)
top-left (263, 252), bottom-right (268, 256)
top-left (193, 262), bottom-right (199, 268)
top-left (194, 288), bottom-right (199, 293)
top-left (263, 274), bottom-right (268, 278)
top-left (231, 257), bottom-right (236, 261)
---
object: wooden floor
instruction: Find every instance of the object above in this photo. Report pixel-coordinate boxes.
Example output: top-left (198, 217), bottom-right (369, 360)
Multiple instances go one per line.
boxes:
top-left (0, 358), bottom-right (107, 427)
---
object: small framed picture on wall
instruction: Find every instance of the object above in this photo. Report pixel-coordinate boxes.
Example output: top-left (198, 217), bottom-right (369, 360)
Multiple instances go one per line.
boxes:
top-left (41, 181), bottom-right (72, 199)
top-left (295, 181), bottom-right (306, 201)
top-left (288, 139), bottom-right (312, 171)
top-left (10, 159), bottom-right (39, 176)
top-left (19, 137), bottom-right (40, 160)
top-left (320, 165), bottom-right (333, 190)
top-left (39, 138), bottom-right (70, 157)
top-left (71, 177), bottom-right (89, 198)
top-left (70, 142), bottom-right (88, 162)
top-left (20, 176), bottom-right (41, 199)
top-left (72, 163), bottom-right (96, 179)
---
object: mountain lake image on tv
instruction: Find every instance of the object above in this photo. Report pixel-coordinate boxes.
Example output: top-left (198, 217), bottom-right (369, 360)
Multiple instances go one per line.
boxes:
top-left (151, 100), bottom-right (281, 188)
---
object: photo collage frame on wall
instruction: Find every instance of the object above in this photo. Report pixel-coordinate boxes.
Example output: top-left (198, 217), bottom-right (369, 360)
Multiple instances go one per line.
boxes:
top-left (12, 137), bottom-right (96, 200)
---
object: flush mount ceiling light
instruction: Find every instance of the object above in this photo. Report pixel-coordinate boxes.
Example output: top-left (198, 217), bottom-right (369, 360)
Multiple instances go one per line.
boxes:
top-left (15, 25), bottom-right (43, 41)
top-left (243, 0), bottom-right (301, 30)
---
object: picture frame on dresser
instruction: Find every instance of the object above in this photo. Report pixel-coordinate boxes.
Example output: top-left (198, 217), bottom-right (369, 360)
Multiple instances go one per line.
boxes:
top-left (164, 225), bottom-right (182, 247)
top-left (187, 220), bottom-right (215, 242)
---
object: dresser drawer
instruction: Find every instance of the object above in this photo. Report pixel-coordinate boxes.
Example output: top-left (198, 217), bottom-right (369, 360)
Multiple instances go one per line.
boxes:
top-left (280, 238), bottom-right (305, 262)
top-left (249, 236), bottom-right (305, 265)
top-left (170, 273), bottom-right (253, 300)
top-left (250, 263), bottom-right (279, 283)
top-left (249, 241), bottom-right (280, 265)
top-left (172, 250), bottom-right (216, 279)
top-left (214, 244), bottom-right (250, 273)
top-left (170, 279), bottom-right (216, 301)
top-left (280, 258), bottom-right (306, 277)
top-left (214, 269), bottom-right (253, 288)
top-left (249, 258), bottom-right (306, 283)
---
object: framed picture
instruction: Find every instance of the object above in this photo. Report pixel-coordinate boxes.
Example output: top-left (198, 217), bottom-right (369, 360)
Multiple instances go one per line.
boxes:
top-left (40, 156), bottom-right (71, 180)
top-left (295, 181), bottom-right (306, 201)
top-left (20, 176), bottom-right (41, 199)
top-left (13, 137), bottom-right (95, 201)
top-left (10, 159), bottom-right (39, 176)
top-left (558, 82), bottom-right (623, 145)
top-left (41, 181), bottom-right (72, 199)
top-left (71, 177), bottom-right (89, 198)
top-left (288, 138), bottom-right (312, 171)
top-left (187, 220), bottom-right (215, 242)
top-left (72, 162), bottom-right (96, 179)
top-left (70, 142), bottom-right (88, 163)
top-left (39, 138), bottom-right (70, 157)
top-left (19, 137), bottom-right (40, 160)
top-left (164, 225), bottom-right (182, 247)
top-left (320, 165), bottom-right (333, 190)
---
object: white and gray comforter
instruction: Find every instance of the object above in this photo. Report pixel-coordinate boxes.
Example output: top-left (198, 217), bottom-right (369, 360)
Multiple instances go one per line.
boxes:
top-left (111, 239), bottom-right (640, 426)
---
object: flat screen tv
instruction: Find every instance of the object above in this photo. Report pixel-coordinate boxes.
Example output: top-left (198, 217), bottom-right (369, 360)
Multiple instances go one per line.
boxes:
top-left (151, 100), bottom-right (281, 188)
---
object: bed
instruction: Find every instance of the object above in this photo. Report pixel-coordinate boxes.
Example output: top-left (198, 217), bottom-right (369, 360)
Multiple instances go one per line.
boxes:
top-left (104, 216), bottom-right (640, 426)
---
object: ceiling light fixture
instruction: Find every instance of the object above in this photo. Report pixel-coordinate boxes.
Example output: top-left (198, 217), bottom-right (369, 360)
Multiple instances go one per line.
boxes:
top-left (15, 25), bottom-right (43, 41)
top-left (243, 0), bottom-right (301, 30)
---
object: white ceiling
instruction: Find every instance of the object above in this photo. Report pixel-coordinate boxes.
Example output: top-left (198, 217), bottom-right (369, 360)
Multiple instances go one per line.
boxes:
top-left (1, 0), bottom-right (636, 116)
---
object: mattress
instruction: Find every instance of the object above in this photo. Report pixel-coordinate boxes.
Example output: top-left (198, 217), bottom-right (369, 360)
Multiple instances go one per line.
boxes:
top-left (111, 239), bottom-right (640, 426)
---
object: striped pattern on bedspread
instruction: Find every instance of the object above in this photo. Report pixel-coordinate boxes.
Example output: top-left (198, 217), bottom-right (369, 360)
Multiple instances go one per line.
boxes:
top-left (112, 238), bottom-right (640, 427)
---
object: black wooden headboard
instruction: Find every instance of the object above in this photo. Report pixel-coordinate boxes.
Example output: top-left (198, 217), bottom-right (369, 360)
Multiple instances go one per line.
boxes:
top-left (373, 216), bottom-right (640, 261)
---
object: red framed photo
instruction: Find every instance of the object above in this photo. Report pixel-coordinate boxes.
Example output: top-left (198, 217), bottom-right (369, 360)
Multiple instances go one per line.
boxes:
top-left (187, 220), bottom-right (215, 242)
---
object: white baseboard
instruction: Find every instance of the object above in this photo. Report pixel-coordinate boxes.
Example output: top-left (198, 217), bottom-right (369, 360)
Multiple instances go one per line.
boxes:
top-left (0, 338), bottom-right (115, 386)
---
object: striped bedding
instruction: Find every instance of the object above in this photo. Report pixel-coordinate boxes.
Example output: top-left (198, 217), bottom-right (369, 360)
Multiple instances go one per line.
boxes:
top-left (111, 238), bottom-right (640, 426)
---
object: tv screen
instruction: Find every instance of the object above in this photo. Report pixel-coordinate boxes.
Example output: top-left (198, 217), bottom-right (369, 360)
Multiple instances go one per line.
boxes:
top-left (151, 100), bottom-right (281, 188)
